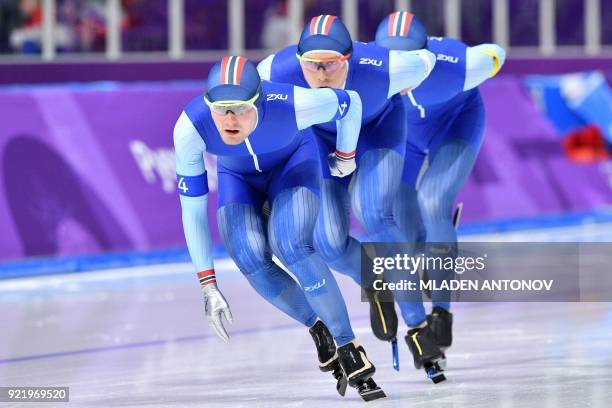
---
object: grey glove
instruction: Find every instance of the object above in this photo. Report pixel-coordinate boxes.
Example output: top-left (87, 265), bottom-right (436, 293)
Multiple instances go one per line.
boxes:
top-left (327, 151), bottom-right (356, 178)
top-left (202, 283), bottom-right (233, 343)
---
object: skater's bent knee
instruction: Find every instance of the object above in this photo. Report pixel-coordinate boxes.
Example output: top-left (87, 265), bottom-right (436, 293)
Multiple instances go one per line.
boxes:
top-left (243, 264), bottom-right (286, 298)
top-left (356, 205), bottom-right (396, 235)
top-left (417, 190), bottom-right (454, 222)
top-left (313, 234), bottom-right (349, 262)
top-left (269, 232), bottom-right (315, 266)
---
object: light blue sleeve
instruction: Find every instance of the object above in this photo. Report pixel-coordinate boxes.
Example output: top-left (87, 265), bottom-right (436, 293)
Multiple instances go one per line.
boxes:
top-left (256, 54), bottom-right (275, 81)
top-left (294, 86), bottom-right (362, 154)
top-left (387, 49), bottom-right (437, 98)
top-left (173, 111), bottom-right (214, 273)
top-left (463, 44), bottom-right (507, 91)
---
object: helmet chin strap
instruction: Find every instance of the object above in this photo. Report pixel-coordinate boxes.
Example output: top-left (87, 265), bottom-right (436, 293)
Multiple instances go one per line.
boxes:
top-left (244, 105), bottom-right (259, 139)
top-left (252, 107), bottom-right (259, 133)
top-left (340, 60), bottom-right (349, 89)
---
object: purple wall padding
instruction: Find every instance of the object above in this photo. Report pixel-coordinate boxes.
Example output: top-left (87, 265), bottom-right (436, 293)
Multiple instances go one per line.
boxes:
top-left (0, 61), bottom-right (215, 85)
top-left (0, 78), bottom-right (610, 262)
top-left (458, 77), bottom-right (611, 220)
top-left (0, 82), bottom-right (215, 261)
top-left (0, 57), bottom-right (611, 85)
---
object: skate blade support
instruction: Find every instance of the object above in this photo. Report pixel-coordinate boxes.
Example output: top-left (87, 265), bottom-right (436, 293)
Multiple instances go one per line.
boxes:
top-left (330, 360), bottom-right (386, 401)
top-left (334, 373), bottom-right (386, 401)
top-left (355, 378), bottom-right (386, 401)
top-left (424, 359), bottom-right (446, 384)
top-left (325, 360), bottom-right (348, 397)
top-left (391, 337), bottom-right (399, 371)
top-left (334, 371), bottom-right (348, 397)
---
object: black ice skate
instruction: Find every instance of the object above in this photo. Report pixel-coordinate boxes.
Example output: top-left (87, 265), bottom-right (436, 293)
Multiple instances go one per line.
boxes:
top-left (427, 306), bottom-right (453, 349)
top-left (405, 325), bottom-right (447, 384)
top-left (364, 284), bottom-right (400, 370)
top-left (337, 341), bottom-right (386, 401)
top-left (364, 286), bottom-right (398, 342)
top-left (308, 320), bottom-right (346, 396)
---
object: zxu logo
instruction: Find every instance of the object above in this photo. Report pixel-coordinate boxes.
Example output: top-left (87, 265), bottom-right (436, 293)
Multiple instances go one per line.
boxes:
top-left (304, 279), bottom-right (326, 292)
top-left (267, 93), bottom-right (288, 101)
top-left (338, 101), bottom-right (348, 116)
top-left (437, 54), bottom-right (459, 63)
top-left (178, 177), bottom-right (189, 193)
top-left (359, 57), bottom-right (382, 66)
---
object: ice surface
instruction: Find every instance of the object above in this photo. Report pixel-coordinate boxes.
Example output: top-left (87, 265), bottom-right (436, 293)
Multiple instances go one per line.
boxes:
top-left (1, 228), bottom-right (611, 407)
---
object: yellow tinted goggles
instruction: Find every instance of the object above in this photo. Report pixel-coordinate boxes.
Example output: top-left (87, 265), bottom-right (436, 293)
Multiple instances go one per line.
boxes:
top-left (204, 93), bottom-right (259, 116)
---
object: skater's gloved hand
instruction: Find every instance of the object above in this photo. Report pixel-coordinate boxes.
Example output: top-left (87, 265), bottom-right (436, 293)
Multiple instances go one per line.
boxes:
top-left (328, 150), bottom-right (356, 178)
top-left (202, 284), bottom-right (233, 343)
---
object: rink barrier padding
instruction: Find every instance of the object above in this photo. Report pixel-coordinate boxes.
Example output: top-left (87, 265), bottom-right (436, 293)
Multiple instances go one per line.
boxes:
top-left (1, 210), bottom-right (612, 279)
top-left (0, 58), bottom-right (610, 85)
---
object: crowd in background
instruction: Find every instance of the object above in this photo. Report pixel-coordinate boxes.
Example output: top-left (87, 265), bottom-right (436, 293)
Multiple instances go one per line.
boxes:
top-left (0, 0), bottom-right (611, 55)
top-left (0, 0), bottom-right (132, 53)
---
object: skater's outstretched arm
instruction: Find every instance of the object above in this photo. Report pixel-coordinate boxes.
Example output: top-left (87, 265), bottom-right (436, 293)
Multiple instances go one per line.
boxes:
top-left (256, 54), bottom-right (275, 80)
top-left (387, 49), bottom-right (436, 97)
top-left (463, 43), bottom-right (506, 91)
top-left (294, 86), bottom-right (363, 177)
top-left (173, 111), bottom-right (233, 343)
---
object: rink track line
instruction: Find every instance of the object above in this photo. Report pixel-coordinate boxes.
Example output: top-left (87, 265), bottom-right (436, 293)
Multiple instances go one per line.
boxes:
top-left (0, 316), bottom-right (370, 366)
top-left (0, 259), bottom-right (237, 291)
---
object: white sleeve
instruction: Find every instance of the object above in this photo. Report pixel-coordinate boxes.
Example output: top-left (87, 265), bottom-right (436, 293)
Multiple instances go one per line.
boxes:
top-left (335, 90), bottom-right (362, 154)
top-left (464, 44), bottom-right (507, 91)
top-left (387, 49), bottom-right (437, 98)
top-left (257, 54), bottom-right (275, 81)
top-left (294, 87), bottom-right (362, 155)
top-left (173, 111), bottom-right (214, 273)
